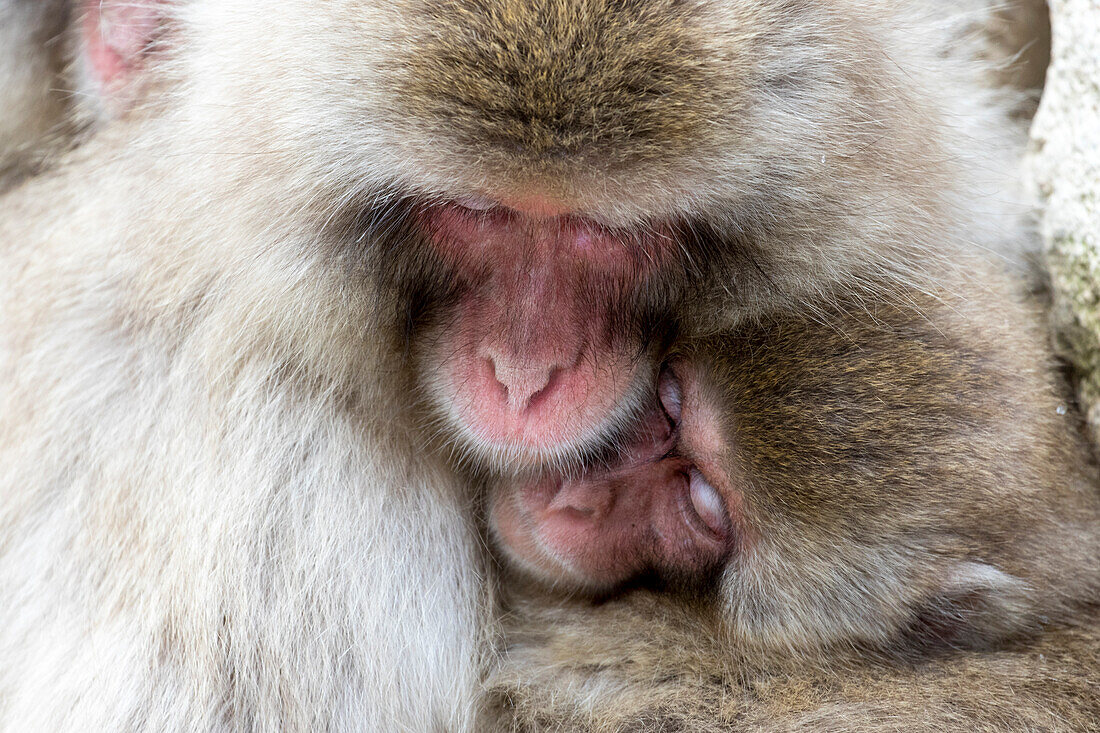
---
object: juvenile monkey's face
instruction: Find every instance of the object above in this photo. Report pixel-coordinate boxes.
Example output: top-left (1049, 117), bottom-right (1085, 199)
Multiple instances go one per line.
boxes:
top-left (489, 360), bottom-right (745, 592)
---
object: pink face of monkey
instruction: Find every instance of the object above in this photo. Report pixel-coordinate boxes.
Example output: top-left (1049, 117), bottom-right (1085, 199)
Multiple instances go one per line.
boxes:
top-left (417, 200), bottom-right (681, 466)
top-left (489, 362), bottom-right (749, 592)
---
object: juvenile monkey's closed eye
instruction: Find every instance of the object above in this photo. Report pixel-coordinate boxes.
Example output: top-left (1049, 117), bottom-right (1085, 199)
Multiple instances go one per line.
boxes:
top-left (686, 469), bottom-right (728, 539)
top-left (659, 366), bottom-right (683, 424)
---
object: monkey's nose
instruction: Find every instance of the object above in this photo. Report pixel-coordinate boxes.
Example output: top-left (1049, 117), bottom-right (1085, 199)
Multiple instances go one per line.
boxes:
top-left (547, 478), bottom-right (615, 520)
top-left (451, 337), bottom-right (634, 456)
top-left (484, 351), bottom-right (565, 413)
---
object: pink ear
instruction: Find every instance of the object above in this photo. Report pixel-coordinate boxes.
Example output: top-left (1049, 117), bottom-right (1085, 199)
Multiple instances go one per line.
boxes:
top-left (81, 0), bottom-right (166, 97)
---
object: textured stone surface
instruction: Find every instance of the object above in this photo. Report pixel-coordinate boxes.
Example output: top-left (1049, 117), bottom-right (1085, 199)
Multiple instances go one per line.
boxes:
top-left (1026, 0), bottom-right (1100, 439)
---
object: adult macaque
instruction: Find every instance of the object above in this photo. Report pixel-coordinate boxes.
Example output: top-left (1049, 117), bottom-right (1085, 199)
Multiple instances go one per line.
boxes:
top-left (0, 0), bottom-right (1082, 731)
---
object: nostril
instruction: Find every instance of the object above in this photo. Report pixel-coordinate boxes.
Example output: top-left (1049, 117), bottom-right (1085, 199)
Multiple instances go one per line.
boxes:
top-left (484, 357), bottom-right (510, 402)
top-left (525, 367), bottom-right (562, 411)
top-left (548, 478), bottom-right (614, 520)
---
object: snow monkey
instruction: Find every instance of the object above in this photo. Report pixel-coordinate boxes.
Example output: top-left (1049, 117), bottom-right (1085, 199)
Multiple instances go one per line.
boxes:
top-left (0, 0), bottom-right (1088, 731)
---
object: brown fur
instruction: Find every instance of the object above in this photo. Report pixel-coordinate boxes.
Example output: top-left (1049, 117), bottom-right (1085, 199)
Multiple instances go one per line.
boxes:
top-left (484, 266), bottom-right (1100, 729)
top-left (691, 270), bottom-right (1100, 654)
top-left (402, 0), bottom-right (718, 170)
top-left (483, 591), bottom-right (1100, 732)
top-left (0, 0), bottom-right (75, 189)
top-left (972, 0), bottom-right (1051, 95)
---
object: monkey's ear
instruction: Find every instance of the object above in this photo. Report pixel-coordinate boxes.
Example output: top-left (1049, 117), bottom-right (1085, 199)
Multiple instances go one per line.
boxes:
top-left (905, 561), bottom-right (1033, 652)
top-left (78, 0), bottom-right (169, 106)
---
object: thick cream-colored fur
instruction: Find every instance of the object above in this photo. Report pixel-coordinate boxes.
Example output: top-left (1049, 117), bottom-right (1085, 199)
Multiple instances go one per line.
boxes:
top-left (0, 1), bottom-right (1076, 731)
top-left (0, 133), bottom-right (492, 731)
top-left (0, 0), bottom-right (72, 187)
top-left (0, 4), bottom-right (496, 724)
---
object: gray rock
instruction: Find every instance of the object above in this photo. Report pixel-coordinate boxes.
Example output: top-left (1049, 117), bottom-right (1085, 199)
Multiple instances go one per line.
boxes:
top-left (1026, 0), bottom-right (1100, 439)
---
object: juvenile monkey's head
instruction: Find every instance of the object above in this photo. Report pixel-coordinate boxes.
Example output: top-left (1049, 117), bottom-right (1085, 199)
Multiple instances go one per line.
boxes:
top-left (74, 1), bottom-right (1007, 470)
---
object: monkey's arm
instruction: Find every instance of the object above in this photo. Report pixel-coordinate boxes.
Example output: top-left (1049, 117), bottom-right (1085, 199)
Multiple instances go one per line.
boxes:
top-left (482, 592), bottom-right (1100, 733)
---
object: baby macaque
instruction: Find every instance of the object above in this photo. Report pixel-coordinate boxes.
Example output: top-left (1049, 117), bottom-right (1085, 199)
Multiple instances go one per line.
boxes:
top-left (490, 361), bottom-right (740, 593)
top-left (489, 267), bottom-right (1100, 656)
top-left (482, 264), bottom-right (1100, 729)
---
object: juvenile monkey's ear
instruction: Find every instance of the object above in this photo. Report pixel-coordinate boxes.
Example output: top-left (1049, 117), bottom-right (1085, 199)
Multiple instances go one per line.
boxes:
top-left (77, 0), bottom-right (170, 108)
top-left (904, 562), bottom-right (1033, 652)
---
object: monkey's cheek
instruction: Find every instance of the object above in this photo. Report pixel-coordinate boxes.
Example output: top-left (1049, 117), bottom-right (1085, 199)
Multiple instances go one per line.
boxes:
top-left (488, 493), bottom-right (560, 582)
top-left (488, 487), bottom-right (614, 590)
